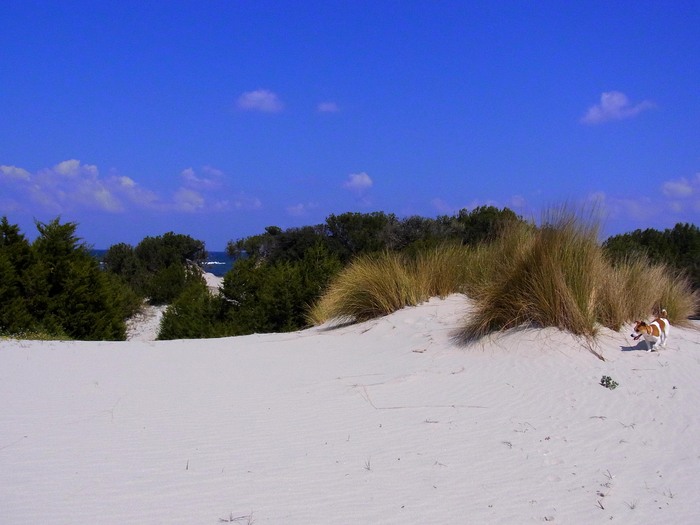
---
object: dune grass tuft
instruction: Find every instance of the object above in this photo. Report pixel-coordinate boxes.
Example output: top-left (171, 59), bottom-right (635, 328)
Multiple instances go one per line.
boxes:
top-left (460, 209), bottom-right (605, 340)
top-left (310, 244), bottom-right (476, 325)
top-left (308, 251), bottom-right (421, 324)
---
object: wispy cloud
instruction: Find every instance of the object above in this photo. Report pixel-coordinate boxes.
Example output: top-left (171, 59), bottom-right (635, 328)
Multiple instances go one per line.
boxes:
top-left (342, 172), bottom-right (373, 206)
top-left (173, 188), bottom-right (205, 212)
top-left (0, 160), bottom-right (263, 216)
top-left (9, 160), bottom-right (126, 213)
top-left (286, 202), bottom-right (318, 217)
top-left (181, 166), bottom-right (224, 189)
top-left (663, 175), bottom-right (698, 198)
top-left (236, 89), bottom-right (284, 113)
top-left (317, 101), bottom-right (340, 113)
top-left (585, 173), bottom-right (700, 232)
top-left (0, 165), bottom-right (31, 180)
top-left (662, 173), bottom-right (700, 214)
top-left (580, 91), bottom-right (654, 125)
top-left (343, 172), bottom-right (373, 192)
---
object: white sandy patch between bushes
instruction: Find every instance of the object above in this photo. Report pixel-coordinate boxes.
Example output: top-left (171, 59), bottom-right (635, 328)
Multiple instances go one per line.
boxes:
top-left (1, 295), bottom-right (699, 524)
top-left (125, 304), bottom-right (167, 341)
top-left (203, 271), bottom-right (224, 294)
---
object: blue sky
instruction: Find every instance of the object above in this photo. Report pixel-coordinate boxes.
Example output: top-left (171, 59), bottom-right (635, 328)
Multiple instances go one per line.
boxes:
top-left (2, 1), bottom-right (698, 250)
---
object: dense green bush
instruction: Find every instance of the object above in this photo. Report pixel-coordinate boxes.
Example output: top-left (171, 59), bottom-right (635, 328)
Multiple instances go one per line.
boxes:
top-left (0, 217), bottom-right (138, 340)
top-left (104, 232), bottom-right (208, 305)
top-left (0, 218), bottom-right (34, 332)
top-left (220, 242), bottom-right (341, 334)
top-left (158, 279), bottom-right (225, 340)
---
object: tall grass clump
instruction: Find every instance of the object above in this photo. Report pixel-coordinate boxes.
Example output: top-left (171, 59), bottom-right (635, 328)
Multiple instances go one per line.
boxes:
top-left (412, 242), bottom-right (473, 299)
top-left (460, 207), bottom-right (605, 341)
top-left (309, 251), bottom-right (421, 324)
top-left (310, 243), bottom-right (480, 325)
top-left (459, 220), bottom-right (536, 300)
top-left (597, 258), bottom-right (664, 330)
top-left (598, 257), bottom-right (697, 329)
top-left (462, 207), bottom-right (698, 341)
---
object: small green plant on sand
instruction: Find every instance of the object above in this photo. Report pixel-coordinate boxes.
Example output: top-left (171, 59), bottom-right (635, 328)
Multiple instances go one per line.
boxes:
top-left (600, 375), bottom-right (619, 390)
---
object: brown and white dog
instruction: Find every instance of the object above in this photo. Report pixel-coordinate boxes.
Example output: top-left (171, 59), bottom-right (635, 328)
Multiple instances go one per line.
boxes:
top-left (631, 309), bottom-right (670, 352)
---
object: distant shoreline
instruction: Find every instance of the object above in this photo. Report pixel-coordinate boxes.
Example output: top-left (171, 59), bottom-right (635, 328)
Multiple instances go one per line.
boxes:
top-left (91, 249), bottom-right (235, 277)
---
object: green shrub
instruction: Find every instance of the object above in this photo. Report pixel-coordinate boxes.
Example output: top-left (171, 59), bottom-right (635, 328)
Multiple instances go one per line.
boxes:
top-left (0, 217), bottom-right (134, 340)
top-left (223, 242), bottom-right (341, 334)
top-left (158, 279), bottom-right (224, 340)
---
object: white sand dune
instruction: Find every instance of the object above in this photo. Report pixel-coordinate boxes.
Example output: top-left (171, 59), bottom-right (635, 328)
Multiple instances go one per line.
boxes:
top-left (1, 295), bottom-right (699, 524)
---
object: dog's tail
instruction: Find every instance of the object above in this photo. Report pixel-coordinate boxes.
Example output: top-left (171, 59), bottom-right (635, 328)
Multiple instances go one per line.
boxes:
top-left (660, 308), bottom-right (668, 318)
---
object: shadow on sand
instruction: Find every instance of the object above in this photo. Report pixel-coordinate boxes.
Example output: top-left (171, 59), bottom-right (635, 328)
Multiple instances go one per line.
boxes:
top-left (621, 340), bottom-right (657, 352)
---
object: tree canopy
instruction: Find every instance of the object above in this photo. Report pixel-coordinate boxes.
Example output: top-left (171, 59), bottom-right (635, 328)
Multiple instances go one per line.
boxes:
top-left (0, 217), bottom-right (139, 339)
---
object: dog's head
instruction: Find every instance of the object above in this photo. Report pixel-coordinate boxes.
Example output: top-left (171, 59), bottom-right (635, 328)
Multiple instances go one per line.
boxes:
top-left (631, 321), bottom-right (648, 340)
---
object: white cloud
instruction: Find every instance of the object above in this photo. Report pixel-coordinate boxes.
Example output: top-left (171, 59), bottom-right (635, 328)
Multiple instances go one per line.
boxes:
top-left (0, 165), bottom-right (31, 180)
top-left (112, 175), bottom-right (159, 208)
top-left (92, 186), bottom-right (121, 212)
top-left (586, 191), bottom-right (655, 224)
top-left (173, 188), bottom-right (205, 212)
top-left (581, 91), bottom-right (654, 125)
top-left (181, 166), bottom-right (223, 189)
top-left (117, 176), bottom-right (136, 188)
top-left (660, 173), bottom-right (700, 216)
top-left (236, 89), bottom-right (284, 113)
top-left (662, 176), bottom-right (696, 198)
top-left (317, 101), bottom-right (339, 113)
top-left (21, 160), bottom-right (124, 212)
top-left (343, 172), bottom-right (373, 192)
top-left (0, 160), bottom-right (267, 217)
top-left (584, 173), bottom-right (700, 232)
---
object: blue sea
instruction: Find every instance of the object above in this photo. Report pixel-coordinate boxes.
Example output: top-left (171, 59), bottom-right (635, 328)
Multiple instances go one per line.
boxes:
top-left (200, 251), bottom-right (235, 277)
top-left (91, 250), bottom-right (235, 277)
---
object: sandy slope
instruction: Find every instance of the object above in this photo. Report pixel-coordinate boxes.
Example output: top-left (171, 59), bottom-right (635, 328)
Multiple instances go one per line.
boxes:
top-left (1, 295), bottom-right (699, 524)
top-left (203, 271), bottom-right (224, 294)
